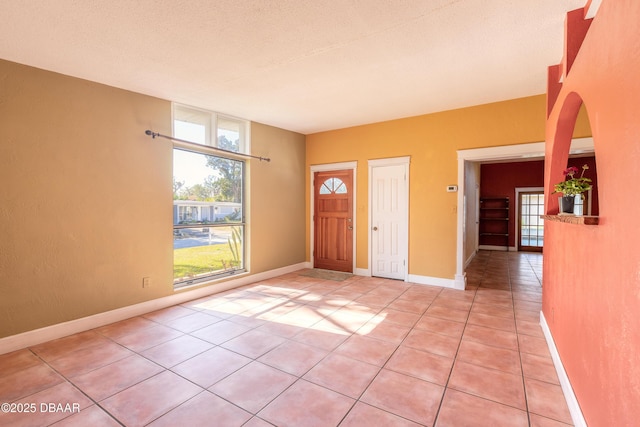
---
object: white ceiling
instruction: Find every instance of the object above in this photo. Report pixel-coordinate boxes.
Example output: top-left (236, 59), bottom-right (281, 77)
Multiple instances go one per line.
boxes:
top-left (0, 0), bottom-right (586, 134)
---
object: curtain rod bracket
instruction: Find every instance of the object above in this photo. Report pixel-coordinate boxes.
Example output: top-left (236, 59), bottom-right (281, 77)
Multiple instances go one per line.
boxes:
top-left (145, 130), bottom-right (160, 139)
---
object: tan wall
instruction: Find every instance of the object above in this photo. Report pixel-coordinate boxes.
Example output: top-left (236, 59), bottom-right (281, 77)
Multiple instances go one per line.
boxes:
top-left (0, 60), bottom-right (306, 338)
top-left (249, 122), bottom-right (306, 272)
top-left (306, 95), bottom-right (592, 280)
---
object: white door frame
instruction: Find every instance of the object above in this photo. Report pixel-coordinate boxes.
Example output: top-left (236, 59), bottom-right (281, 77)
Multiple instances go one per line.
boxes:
top-left (310, 161), bottom-right (357, 272)
top-left (455, 138), bottom-right (594, 289)
top-left (368, 156), bottom-right (410, 280)
top-left (515, 187), bottom-right (545, 250)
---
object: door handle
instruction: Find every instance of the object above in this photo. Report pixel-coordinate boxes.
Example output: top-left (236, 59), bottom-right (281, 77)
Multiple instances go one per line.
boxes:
top-left (347, 226), bottom-right (353, 230)
top-left (373, 226), bottom-right (378, 231)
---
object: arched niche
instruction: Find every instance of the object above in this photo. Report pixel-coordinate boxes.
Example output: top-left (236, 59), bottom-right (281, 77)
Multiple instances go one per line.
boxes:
top-left (547, 92), bottom-right (599, 216)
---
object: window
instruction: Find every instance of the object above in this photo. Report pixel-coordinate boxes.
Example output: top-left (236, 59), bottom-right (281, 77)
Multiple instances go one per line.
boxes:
top-left (519, 192), bottom-right (544, 251)
top-left (173, 104), bottom-right (248, 153)
top-left (319, 178), bottom-right (347, 194)
top-left (172, 105), bottom-right (247, 287)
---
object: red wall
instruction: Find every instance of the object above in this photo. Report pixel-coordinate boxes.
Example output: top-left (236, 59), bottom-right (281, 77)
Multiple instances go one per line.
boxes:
top-left (544, 1), bottom-right (640, 425)
top-left (480, 160), bottom-right (544, 247)
top-left (480, 157), bottom-right (597, 248)
top-left (563, 157), bottom-right (599, 216)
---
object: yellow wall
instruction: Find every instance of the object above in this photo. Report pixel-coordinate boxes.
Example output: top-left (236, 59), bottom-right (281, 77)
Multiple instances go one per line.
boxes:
top-left (306, 95), bottom-right (591, 280)
top-left (0, 60), bottom-right (306, 338)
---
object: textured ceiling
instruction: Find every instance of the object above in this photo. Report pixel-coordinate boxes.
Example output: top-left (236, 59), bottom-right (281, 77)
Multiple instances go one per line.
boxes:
top-left (0, 0), bottom-right (587, 134)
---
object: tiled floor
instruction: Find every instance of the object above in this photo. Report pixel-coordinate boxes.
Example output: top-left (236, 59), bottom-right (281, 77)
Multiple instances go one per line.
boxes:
top-left (0, 251), bottom-right (573, 426)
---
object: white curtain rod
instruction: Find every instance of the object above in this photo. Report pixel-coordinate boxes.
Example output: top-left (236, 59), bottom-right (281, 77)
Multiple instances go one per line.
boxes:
top-left (144, 130), bottom-right (271, 162)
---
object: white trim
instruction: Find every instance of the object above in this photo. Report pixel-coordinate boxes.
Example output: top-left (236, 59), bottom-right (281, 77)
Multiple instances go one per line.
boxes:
top-left (458, 142), bottom-right (546, 162)
top-left (355, 268), bottom-right (370, 276)
top-left (464, 250), bottom-right (477, 268)
top-left (453, 274), bottom-right (466, 290)
top-left (310, 161), bottom-right (358, 172)
top-left (0, 262), bottom-right (309, 355)
top-left (585, 0), bottom-right (602, 19)
top-left (455, 138), bottom-right (594, 289)
top-left (540, 311), bottom-right (587, 427)
top-left (408, 274), bottom-right (457, 289)
top-left (478, 244), bottom-right (509, 251)
top-left (368, 156), bottom-right (411, 281)
top-left (368, 156), bottom-right (411, 167)
top-left (476, 245), bottom-right (517, 252)
top-left (310, 162), bottom-right (358, 273)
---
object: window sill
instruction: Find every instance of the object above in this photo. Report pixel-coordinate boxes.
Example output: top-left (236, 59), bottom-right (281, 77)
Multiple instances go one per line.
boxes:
top-left (540, 215), bottom-right (599, 225)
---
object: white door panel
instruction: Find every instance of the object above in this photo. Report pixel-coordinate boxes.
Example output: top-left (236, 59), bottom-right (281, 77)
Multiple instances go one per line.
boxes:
top-left (371, 163), bottom-right (408, 280)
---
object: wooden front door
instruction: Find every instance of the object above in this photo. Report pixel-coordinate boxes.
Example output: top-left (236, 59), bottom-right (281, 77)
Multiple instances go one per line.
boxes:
top-left (314, 170), bottom-right (353, 272)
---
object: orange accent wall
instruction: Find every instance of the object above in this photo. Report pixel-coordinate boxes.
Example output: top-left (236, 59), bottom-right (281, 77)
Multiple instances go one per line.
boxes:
top-left (544, 2), bottom-right (640, 425)
top-left (306, 95), bottom-right (591, 280)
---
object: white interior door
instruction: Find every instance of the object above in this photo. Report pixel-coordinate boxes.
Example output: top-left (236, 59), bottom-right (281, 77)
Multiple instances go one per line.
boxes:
top-left (370, 159), bottom-right (409, 280)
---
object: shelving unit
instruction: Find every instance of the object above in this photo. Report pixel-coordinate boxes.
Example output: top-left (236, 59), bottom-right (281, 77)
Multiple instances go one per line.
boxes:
top-left (479, 197), bottom-right (510, 251)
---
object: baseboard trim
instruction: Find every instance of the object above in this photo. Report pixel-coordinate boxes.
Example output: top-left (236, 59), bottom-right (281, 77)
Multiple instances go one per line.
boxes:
top-left (540, 311), bottom-right (587, 427)
top-left (479, 245), bottom-right (510, 251)
top-left (407, 274), bottom-right (457, 289)
top-left (354, 268), bottom-right (370, 276)
top-left (464, 250), bottom-right (477, 268)
top-left (453, 274), bottom-right (467, 290)
top-left (0, 262), bottom-right (309, 355)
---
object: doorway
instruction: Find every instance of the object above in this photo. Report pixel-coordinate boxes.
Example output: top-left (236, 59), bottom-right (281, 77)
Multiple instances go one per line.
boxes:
top-left (456, 138), bottom-right (595, 289)
top-left (517, 189), bottom-right (544, 252)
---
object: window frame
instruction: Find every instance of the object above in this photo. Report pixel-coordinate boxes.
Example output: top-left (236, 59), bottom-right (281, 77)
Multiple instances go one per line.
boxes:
top-left (173, 103), bottom-right (250, 155)
top-left (172, 104), bottom-right (249, 288)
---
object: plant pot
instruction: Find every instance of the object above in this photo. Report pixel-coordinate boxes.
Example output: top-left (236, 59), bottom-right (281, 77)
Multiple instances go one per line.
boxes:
top-left (559, 195), bottom-right (575, 214)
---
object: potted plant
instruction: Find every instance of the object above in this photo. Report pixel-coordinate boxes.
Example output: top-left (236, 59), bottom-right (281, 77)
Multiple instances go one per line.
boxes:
top-left (553, 164), bottom-right (592, 214)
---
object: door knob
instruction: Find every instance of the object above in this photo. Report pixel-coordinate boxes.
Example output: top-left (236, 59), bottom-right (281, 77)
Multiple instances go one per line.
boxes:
top-left (373, 226), bottom-right (378, 231)
top-left (347, 226), bottom-right (353, 230)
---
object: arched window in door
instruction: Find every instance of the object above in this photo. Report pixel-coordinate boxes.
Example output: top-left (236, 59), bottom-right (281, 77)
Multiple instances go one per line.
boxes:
top-left (319, 177), bottom-right (348, 194)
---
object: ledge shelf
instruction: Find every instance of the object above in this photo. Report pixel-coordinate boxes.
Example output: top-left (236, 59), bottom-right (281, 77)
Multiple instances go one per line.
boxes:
top-left (540, 215), bottom-right (599, 225)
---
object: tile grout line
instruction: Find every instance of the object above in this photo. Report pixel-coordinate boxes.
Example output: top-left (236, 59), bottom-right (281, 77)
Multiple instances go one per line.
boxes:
top-left (26, 347), bottom-right (127, 426)
top-left (507, 252), bottom-right (534, 427)
top-left (431, 282), bottom-right (477, 427)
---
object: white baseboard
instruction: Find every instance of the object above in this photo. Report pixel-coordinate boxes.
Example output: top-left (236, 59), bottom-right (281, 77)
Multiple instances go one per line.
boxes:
top-left (407, 274), bottom-right (457, 289)
top-left (479, 244), bottom-right (508, 251)
top-left (478, 245), bottom-right (508, 252)
top-left (478, 245), bottom-right (518, 252)
top-left (354, 268), bottom-right (370, 276)
top-left (540, 311), bottom-right (587, 427)
top-left (465, 250), bottom-right (477, 268)
top-left (354, 269), bottom-right (460, 289)
top-left (0, 262), bottom-right (309, 355)
top-left (453, 274), bottom-right (467, 290)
